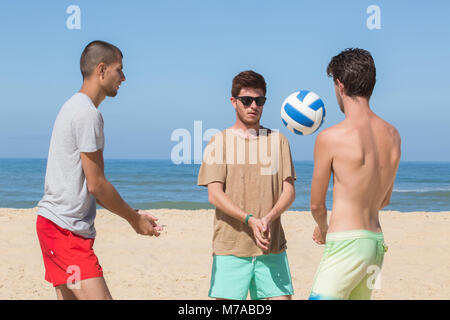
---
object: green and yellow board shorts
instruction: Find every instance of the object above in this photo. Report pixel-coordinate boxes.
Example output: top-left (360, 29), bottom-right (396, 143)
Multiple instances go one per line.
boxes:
top-left (209, 251), bottom-right (294, 300)
top-left (309, 230), bottom-right (388, 300)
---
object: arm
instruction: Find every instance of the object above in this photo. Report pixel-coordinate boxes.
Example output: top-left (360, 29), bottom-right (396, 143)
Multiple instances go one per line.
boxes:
top-left (310, 131), bottom-right (333, 241)
top-left (261, 177), bottom-right (295, 229)
top-left (81, 150), bottom-right (162, 236)
top-left (380, 181), bottom-right (394, 209)
top-left (381, 129), bottom-right (401, 209)
top-left (96, 198), bottom-right (106, 208)
top-left (208, 181), bottom-right (269, 251)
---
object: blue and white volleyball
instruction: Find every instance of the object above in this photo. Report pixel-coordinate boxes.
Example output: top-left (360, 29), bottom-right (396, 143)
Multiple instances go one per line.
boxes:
top-left (281, 90), bottom-right (326, 136)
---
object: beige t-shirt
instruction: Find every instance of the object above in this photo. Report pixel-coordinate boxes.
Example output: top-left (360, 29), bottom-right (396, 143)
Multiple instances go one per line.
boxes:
top-left (197, 127), bottom-right (296, 257)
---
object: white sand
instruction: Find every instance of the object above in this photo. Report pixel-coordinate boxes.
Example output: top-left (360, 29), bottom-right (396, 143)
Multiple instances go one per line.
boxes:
top-left (0, 208), bottom-right (449, 299)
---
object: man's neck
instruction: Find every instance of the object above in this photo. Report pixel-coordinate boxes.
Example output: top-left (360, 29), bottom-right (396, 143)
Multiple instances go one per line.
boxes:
top-left (230, 121), bottom-right (261, 137)
top-left (79, 81), bottom-right (106, 108)
top-left (342, 96), bottom-right (373, 120)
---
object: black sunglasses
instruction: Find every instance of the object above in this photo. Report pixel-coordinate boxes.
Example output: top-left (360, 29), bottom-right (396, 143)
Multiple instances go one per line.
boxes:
top-left (234, 96), bottom-right (267, 107)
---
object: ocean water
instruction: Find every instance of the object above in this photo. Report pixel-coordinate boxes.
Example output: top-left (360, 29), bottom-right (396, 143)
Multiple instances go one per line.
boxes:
top-left (0, 159), bottom-right (449, 212)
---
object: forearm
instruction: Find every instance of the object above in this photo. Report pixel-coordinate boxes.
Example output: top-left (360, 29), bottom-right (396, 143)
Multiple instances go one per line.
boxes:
top-left (265, 188), bottom-right (295, 223)
top-left (209, 191), bottom-right (249, 224)
top-left (92, 179), bottom-right (138, 225)
top-left (96, 198), bottom-right (106, 208)
top-left (380, 192), bottom-right (392, 209)
top-left (311, 204), bottom-right (328, 230)
top-left (96, 197), bottom-right (126, 214)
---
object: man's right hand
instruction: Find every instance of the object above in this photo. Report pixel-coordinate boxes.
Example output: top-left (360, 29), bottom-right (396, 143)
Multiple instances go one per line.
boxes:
top-left (248, 217), bottom-right (270, 253)
top-left (130, 210), bottom-right (164, 237)
top-left (312, 225), bottom-right (327, 245)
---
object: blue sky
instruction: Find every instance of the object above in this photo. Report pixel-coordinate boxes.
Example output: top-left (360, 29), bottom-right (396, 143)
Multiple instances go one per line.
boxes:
top-left (0, 0), bottom-right (449, 161)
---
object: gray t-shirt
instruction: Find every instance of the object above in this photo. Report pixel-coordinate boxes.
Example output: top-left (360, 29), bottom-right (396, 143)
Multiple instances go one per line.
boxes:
top-left (38, 92), bottom-right (104, 238)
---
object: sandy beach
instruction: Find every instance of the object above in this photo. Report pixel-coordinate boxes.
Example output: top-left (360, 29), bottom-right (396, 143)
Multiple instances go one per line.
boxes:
top-left (0, 207), bottom-right (448, 300)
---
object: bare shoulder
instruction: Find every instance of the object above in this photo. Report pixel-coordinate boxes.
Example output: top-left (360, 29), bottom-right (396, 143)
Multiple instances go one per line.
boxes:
top-left (313, 125), bottom-right (344, 161)
top-left (372, 116), bottom-right (402, 163)
top-left (388, 123), bottom-right (401, 156)
top-left (315, 122), bottom-right (346, 145)
top-left (376, 116), bottom-right (401, 145)
top-left (388, 122), bottom-right (401, 144)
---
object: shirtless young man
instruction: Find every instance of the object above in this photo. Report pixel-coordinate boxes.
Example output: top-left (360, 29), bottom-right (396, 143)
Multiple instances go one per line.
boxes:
top-left (308, 48), bottom-right (401, 300)
top-left (36, 41), bottom-right (163, 300)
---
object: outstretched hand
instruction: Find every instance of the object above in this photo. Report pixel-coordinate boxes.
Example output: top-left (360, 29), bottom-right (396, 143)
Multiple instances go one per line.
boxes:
top-left (132, 210), bottom-right (164, 237)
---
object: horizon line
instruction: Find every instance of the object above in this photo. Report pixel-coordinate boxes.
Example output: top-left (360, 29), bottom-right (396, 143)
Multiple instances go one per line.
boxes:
top-left (0, 157), bottom-right (449, 163)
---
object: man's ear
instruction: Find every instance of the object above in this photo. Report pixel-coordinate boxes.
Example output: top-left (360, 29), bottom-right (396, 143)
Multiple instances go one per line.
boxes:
top-left (336, 79), bottom-right (345, 96)
top-left (230, 97), bottom-right (237, 110)
top-left (96, 62), bottom-right (106, 79)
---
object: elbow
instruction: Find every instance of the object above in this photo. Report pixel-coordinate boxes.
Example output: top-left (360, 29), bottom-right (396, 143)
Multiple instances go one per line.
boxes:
top-left (208, 192), bottom-right (217, 207)
top-left (381, 194), bottom-right (392, 209)
top-left (290, 191), bottom-right (296, 205)
top-left (87, 178), bottom-right (107, 198)
top-left (87, 183), bottom-right (100, 198)
top-left (310, 202), bottom-right (326, 213)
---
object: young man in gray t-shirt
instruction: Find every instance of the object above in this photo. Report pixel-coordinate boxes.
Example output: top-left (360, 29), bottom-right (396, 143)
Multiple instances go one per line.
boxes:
top-left (36, 40), bottom-right (162, 300)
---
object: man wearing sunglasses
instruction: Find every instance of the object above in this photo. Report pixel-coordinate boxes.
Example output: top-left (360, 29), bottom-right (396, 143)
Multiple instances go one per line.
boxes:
top-left (198, 70), bottom-right (297, 300)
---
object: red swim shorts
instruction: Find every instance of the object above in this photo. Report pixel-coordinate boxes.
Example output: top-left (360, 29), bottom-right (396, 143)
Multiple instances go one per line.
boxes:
top-left (36, 215), bottom-right (103, 287)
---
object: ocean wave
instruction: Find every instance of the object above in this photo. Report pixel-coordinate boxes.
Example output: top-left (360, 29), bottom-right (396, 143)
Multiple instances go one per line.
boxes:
top-left (393, 187), bottom-right (450, 193)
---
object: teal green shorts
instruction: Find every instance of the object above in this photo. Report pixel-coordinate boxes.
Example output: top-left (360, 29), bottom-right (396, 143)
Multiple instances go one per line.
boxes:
top-left (209, 251), bottom-right (294, 300)
top-left (309, 229), bottom-right (387, 300)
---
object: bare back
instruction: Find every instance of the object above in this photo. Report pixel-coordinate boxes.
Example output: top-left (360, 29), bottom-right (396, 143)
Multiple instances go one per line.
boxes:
top-left (326, 113), bottom-right (401, 233)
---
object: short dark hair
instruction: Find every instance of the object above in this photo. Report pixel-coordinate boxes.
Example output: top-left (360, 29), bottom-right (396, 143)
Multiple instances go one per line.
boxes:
top-left (326, 48), bottom-right (376, 98)
top-left (80, 40), bottom-right (123, 79)
top-left (231, 70), bottom-right (267, 97)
